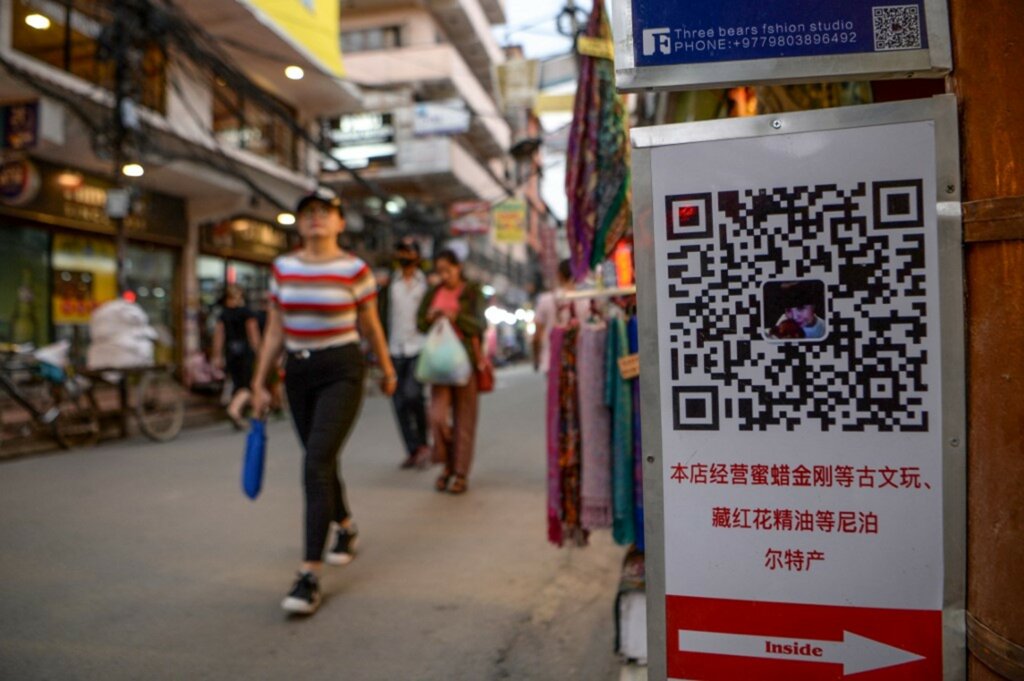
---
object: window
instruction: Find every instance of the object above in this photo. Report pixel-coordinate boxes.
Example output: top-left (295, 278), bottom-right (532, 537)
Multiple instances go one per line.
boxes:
top-left (212, 83), bottom-right (299, 170)
top-left (340, 26), bottom-right (403, 54)
top-left (11, 0), bottom-right (167, 113)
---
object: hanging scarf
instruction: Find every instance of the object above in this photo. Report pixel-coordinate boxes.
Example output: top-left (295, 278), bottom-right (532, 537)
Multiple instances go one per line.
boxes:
top-left (628, 315), bottom-right (645, 551)
top-left (606, 316), bottom-right (635, 545)
top-left (546, 327), bottom-right (565, 547)
top-left (565, 0), bottom-right (632, 281)
top-left (558, 325), bottom-right (587, 546)
top-left (579, 323), bottom-right (612, 530)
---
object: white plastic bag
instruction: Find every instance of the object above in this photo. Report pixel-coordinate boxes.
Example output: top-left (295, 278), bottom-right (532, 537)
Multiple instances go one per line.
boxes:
top-left (415, 318), bottom-right (471, 386)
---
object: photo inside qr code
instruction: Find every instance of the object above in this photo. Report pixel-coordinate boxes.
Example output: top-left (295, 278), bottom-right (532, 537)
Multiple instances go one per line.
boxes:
top-left (872, 5), bottom-right (923, 51)
top-left (762, 280), bottom-right (829, 343)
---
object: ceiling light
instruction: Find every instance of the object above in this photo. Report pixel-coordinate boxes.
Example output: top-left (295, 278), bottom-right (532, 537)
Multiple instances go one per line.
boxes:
top-left (121, 163), bottom-right (145, 178)
top-left (277, 212), bottom-right (296, 226)
top-left (56, 170), bottom-right (84, 189)
top-left (285, 65), bottom-right (305, 80)
top-left (25, 14), bottom-right (51, 30)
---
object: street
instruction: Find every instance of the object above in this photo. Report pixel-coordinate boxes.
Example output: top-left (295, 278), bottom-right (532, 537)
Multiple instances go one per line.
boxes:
top-left (0, 366), bottom-right (627, 681)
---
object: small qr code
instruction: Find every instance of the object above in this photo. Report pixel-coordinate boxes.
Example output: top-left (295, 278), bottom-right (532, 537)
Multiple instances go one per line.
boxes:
top-left (872, 5), bottom-right (923, 51)
top-left (663, 180), bottom-right (930, 433)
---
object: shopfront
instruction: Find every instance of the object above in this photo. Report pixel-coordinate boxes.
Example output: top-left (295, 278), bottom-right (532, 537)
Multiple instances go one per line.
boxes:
top-left (0, 157), bottom-right (187, 366)
top-left (197, 217), bottom-right (297, 358)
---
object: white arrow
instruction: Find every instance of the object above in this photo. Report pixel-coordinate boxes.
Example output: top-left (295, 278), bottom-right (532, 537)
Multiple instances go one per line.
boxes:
top-left (678, 629), bottom-right (925, 676)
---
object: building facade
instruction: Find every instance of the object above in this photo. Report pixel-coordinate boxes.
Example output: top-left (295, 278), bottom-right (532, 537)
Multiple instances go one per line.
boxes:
top-left (0, 0), bottom-right (360, 380)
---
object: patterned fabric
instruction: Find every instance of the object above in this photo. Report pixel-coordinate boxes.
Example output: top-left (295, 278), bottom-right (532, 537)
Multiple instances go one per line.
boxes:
top-left (546, 327), bottom-right (565, 546)
top-left (565, 0), bottom-right (632, 281)
top-left (558, 325), bottom-right (587, 546)
top-left (270, 253), bottom-right (377, 351)
top-left (579, 323), bottom-right (612, 530)
top-left (606, 316), bottom-right (634, 546)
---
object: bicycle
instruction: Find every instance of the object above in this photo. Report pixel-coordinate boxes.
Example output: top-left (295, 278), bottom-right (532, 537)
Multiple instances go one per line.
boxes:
top-left (81, 364), bottom-right (185, 442)
top-left (0, 342), bottom-right (101, 450)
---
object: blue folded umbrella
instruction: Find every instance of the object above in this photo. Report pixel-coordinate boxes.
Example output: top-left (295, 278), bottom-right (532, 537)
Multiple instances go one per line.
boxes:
top-left (242, 419), bottom-right (267, 499)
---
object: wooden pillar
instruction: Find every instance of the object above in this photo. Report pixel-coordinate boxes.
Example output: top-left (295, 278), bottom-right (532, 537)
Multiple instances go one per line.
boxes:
top-left (947, 1), bottom-right (1024, 678)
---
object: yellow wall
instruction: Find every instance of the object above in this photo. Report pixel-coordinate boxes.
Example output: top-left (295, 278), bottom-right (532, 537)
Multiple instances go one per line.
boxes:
top-left (245, 0), bottom-right (345, 77)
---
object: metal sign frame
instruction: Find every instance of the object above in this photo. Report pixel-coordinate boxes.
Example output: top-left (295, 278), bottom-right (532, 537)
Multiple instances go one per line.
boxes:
top-left (631, 95), bottom-right (964, 680)
top-left (612, 0), bottom-right (952, 91)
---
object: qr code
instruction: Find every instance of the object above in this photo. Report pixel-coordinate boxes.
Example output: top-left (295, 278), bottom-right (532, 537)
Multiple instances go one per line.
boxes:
top-left (872, 5), bottom-right (923, 51)
top-left (663, 180), bottom-right (930, 433)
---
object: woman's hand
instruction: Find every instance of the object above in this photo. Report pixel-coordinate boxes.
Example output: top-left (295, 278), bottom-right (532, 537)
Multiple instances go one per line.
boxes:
top-left (250, 384), bottom-right (272, 419)
top-left (380, 372), bottom-right (398, 397)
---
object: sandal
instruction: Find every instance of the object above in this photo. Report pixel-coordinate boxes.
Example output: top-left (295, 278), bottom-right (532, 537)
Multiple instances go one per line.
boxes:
top-left (448, 475), bottom-right (468, 495)
top-left (435, 472), bottom-right (452, 492)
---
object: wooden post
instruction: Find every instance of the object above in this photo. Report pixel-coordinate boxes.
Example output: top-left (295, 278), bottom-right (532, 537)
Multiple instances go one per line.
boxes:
top-left (947, 1), bottom-right (1024, 678)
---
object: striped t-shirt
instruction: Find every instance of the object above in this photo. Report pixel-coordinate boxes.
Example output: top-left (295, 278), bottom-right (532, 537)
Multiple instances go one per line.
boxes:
top-left (270, 252), bottom-right (378, 351)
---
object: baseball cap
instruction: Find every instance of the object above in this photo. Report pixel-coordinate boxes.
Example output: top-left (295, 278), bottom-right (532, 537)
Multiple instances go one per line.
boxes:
top-left (295, 187), bottom-right (342, 215)
top-left (395, 238), bottom-right (421, 256)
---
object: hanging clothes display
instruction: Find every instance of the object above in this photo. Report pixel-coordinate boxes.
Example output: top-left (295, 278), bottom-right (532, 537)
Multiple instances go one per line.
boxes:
top-left (546, 296), bottom-right (641, 549)
top-left (565, 0), bottom-right (632, 281)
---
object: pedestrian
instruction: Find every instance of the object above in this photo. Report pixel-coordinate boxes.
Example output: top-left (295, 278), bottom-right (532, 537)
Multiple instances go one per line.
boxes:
top-left (250, 189), bottom-right (397, 616)
top-left (533, 259), bottom-right (590, 374)
top-left (417, 249), bottom-right (486, 495)
top-left (380, 238), bottom-right (431, 469)
top-left (211, 284), bottom-right (260, 429)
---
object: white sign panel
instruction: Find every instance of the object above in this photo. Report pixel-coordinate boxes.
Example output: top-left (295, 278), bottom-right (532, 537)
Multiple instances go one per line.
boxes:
top-left (412, 101), bottom-right (471, 137)
top-left (631, 97), bottom-right (964, 681)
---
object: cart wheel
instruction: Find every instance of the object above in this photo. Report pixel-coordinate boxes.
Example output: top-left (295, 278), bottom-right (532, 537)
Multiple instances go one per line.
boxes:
top-left (51, 381), bottom-right (100, 449)
top-left (136, 370), bottom-right (185, 442)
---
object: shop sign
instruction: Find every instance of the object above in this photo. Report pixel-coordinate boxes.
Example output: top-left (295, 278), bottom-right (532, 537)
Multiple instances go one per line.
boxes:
top-left (324, 113), bottom-right (396, 170)
top-left (492, 198), bottom-right (527, 244)
top-left (0, 158), bottom-right (42, 206)
top-left (630, 97), bottom-right (965, 680)
top-left (412, 100), bottom-right (471, 137)
top-left (449, 200), bottom-right (491, 235)
top-left (496, 59), bottom-right (541, 112)
top-left (1, 101), bottom-right (39, 150)
top-left (2, 160), bottom-right (186, 244)
top-left (200, 218), bottom-right (296, 263)
top-left (613, 0), bottom-right (951, 91)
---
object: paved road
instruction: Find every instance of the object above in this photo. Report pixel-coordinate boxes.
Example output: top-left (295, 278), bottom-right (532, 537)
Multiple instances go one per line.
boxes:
top-left (0, 366), bottom-right (626, 680)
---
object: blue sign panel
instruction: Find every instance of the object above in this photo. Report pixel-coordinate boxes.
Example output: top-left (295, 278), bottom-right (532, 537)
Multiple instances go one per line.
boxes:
top-left (632, 0), bottom-right (929, 67)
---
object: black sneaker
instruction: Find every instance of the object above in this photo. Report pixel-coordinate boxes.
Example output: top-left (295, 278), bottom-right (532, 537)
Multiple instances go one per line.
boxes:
top-left (281, 571), bottom-right (321, 615)
top-left (326, 523), bottom-right (358, 566)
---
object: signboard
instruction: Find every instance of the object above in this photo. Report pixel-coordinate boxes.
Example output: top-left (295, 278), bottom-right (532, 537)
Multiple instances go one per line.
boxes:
top-left (495, 59), bottom-right (541, 112)
top-left (200, 218), bottom-right (297, 263)
top-left (492, 198), bottom-right (527, 244)
top-left (324, 113), bottom-right (396, 170)
top-left (0, 160), bottom-right (186, 244)
top-left (631, 97), bottom-right (964, 680)
top-left (413, 100), bottom-right (471, 137)
top-left (449, 200), bottom-right (491, 235)
top-left (1, 101), bottom-right (39, 150)
top-left (612, 0), bottom-right (951, 91)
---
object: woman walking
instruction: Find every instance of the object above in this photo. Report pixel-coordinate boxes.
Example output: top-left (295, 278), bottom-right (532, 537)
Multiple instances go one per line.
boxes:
top-left (250, 190), bottom-right (397, 615)
top-left (416, 250), bottom-right (486, 495)
top-left (212, 285), bottom-right (260, 429)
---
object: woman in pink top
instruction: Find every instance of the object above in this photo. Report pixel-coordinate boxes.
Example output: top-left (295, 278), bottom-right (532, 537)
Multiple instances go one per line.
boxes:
top-left (416, 250), bottom-right (486, 494)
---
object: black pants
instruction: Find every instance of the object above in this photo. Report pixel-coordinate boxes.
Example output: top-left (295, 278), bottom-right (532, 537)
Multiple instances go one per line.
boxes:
top-left (225, 350), bottom-right (253, 396)
top-left (391, 354), bottom-right (427, 456)
top-left (284, 344), bottom-right (365, 563)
